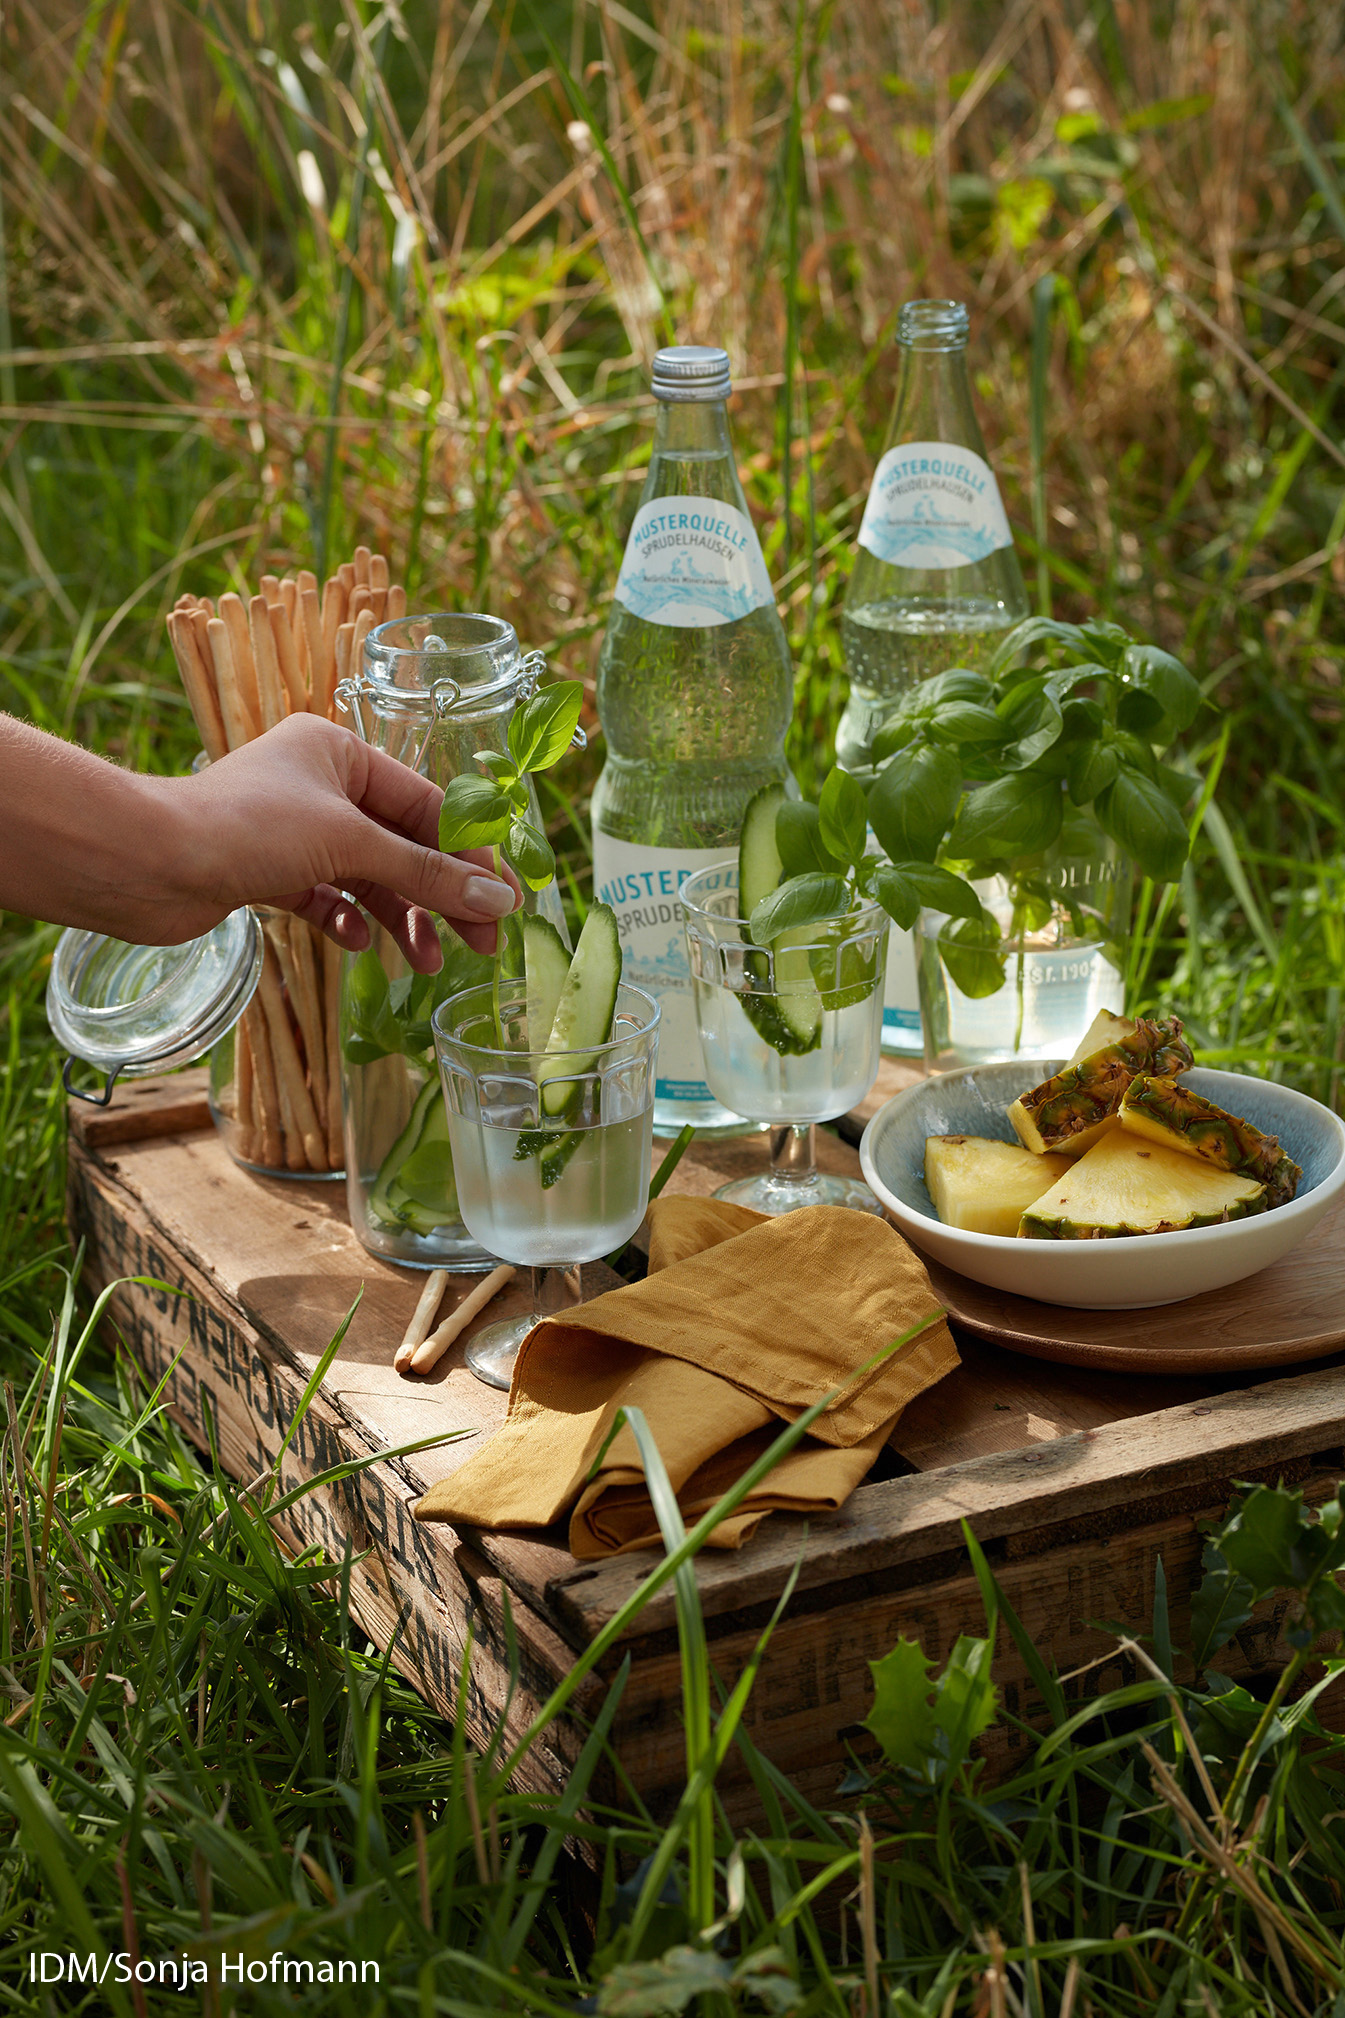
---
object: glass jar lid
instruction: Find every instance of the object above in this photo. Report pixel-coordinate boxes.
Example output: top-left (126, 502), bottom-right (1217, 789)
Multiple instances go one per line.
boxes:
top-left (47, 907), bottom-right (264, 1102)
top-left (357, 613), bottom-right (534, 722)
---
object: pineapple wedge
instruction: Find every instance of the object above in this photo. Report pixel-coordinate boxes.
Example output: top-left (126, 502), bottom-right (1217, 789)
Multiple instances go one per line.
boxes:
top-left (1066, 1008), bottom-right (1135, 1066)
top-left (1018, 1128), bottom-right (1267, 1239)
top-left (1119, 1075), bottom-right (1301, 1210)
top-left (925, 1136), bottom-right (1073, 1237)
top-left (1008, 1015), bottom-right (1194, 1159)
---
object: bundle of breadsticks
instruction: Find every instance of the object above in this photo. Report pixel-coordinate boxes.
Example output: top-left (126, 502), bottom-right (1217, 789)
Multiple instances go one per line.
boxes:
top-left (166, 547), bottom-right (407, 1176)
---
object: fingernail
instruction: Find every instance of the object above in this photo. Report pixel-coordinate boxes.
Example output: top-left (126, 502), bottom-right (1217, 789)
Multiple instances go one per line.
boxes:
top-left (463, 875), bottom-right (516, 917)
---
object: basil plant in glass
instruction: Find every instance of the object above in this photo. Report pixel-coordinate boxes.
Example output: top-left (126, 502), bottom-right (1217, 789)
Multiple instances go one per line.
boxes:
top-left (857, 616), bottom-right (1204, 1072)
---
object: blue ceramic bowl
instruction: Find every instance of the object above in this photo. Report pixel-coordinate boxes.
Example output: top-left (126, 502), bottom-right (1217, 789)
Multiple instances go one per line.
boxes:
top-left (859, 1064), bottom-right (1345, 1310)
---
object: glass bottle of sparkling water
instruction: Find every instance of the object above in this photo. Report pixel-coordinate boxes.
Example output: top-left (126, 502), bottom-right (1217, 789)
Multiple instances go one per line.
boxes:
top-left (591, 346), bottom-right (794, 1134)
top-left (840, 298), bottom-right (1030, 1055)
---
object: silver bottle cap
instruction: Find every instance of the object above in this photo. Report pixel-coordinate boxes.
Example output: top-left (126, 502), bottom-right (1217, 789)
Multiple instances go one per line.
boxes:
top-left (650, 345), bottom-right (732, 403)
top-left (897, 299), bottom-right (969, 350)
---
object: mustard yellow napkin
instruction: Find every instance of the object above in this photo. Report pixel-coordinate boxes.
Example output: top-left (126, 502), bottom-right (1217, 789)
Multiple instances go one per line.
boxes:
top-left (414, 1197), bottom-right (958, 1557)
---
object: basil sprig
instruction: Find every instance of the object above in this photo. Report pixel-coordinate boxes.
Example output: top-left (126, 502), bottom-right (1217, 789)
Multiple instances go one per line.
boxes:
top-left (748, 616), bottom-right (1203, 983)
top-left (438, 678), bottom-right (584, 888)
top-left (864, 618), bottom-right (1201, 886)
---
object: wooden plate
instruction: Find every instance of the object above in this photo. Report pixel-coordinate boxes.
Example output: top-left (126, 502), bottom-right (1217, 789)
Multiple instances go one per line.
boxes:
top-left (916, 1200), bottom-right (1345, 1375)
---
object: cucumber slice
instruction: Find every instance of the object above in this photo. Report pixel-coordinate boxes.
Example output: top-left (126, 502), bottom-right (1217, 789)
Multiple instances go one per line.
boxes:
top-left (537, 903), bottom-right (623, 1118)
top-left (369, 1077), bottom-right (456, 1232)
top-left (522, 913), bottom-right (571, 1050)
top-left (772, 925), bottom-right (824, 1048)
top-left (738, 781), bottom-right (787, 918)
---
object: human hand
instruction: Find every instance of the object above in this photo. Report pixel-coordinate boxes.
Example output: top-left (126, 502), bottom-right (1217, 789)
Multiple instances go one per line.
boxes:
top-left (165, 714), bottom-right (522, 968)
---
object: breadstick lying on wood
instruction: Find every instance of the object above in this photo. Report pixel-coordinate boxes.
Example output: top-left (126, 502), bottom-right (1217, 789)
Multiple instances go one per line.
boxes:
top-left (403, 1267), bottom-right (516, 1377)
top-left (393, 1269), bottom-right (451, 1373)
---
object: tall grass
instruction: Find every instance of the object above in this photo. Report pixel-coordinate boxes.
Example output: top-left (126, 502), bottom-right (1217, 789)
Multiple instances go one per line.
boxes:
top-left (2, 2), bottom-right (1344, 2007)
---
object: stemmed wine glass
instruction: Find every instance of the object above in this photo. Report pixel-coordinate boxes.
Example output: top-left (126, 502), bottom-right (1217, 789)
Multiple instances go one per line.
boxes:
top-left (680, 862), bottom-right (888, 1215)
top-left (432, 981), bottom-right (660, 1388)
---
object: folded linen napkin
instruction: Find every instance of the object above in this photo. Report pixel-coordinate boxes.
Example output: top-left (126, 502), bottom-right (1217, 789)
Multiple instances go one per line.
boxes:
top-left (414, 1197), bottom-right (958, 1557)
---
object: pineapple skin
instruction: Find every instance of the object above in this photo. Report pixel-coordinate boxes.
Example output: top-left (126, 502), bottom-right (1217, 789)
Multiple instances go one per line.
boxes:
top-left (1008, 1015), bottom-right (1194, 1158)
top-left (1119, 1075), bottom-right (1301, 1209)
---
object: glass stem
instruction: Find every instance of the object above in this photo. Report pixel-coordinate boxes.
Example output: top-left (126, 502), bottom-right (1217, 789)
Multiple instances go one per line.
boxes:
top-left (768, 1123), bottom-right (818, 1190)
top-left (528, 1264), bottom-right (570, 1322)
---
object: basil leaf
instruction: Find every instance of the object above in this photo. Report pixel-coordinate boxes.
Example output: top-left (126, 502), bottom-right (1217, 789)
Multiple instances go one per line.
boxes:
top-left (997, 689), bottom-right (1064, 770)
top-left (818, 766), bottom-right (869, 869)
top-left (935, 911), bottom-right (1006, 1000)
top-left (1079, 620), bottom-right (1130, 668)
top-left (1060, 696), bottom-right (1105, 740)
top-left (1158, 761), bottom-right (1197, 808)
top-left (777, 800), bottom-right (845, 876)
top-left (948, 773), bottom-right (1063, 858)
top-left (343, 947), bottom-right (402, 1063)
top-left (439, 774), bottom-right (513, 851)
top-left (506, 678), bottom-right (585, 773)
top-left (476, 749), bottom-right (521, 784)
top-left (867, 742), bottom-right (962, 863)
top-left (1116, 687), bottom-right (1166, 735)
top-left (986, 616), bottom-right (1086, 678)
top-left (928, 702), bottom-right (1005, 746)
top-left (1122, 644), bottom-right (1201, 732)
top-left (504, 816), bottom-right (556, 891)
top-left (870, 861), bottom-right (982, 931)
top-left (922, 668), bottom-right (994, 707)
top-left (749, 872), bottom-right (850, 946)
top-left (1065, 738), bottom-right (1120, 806)
top-left (871, 717), bottom-right (916, 764)
top-left (1094, 768), bottom-right (1189, 882)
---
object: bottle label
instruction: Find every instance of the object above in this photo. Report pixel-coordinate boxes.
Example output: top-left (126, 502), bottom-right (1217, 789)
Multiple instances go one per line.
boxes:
top-left (857, 441), bottom-right (1014, 571)
top-left (613, 496), bottom-right (776, 629)
top-left (592, 833), bottom-right (729, 1105)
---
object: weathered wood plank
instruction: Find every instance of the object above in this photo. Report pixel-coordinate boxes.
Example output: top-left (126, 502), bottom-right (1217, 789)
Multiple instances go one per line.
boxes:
top-left (67, 1067), bottom-right (213, 1149)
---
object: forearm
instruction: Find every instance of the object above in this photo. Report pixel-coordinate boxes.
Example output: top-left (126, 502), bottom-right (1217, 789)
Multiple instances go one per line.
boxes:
top-left (0, 715), bottom-right (188, 941)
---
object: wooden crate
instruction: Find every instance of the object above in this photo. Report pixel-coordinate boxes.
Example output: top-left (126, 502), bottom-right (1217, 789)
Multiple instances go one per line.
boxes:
top-left (69, 1068), bottom-right (1345, 1812)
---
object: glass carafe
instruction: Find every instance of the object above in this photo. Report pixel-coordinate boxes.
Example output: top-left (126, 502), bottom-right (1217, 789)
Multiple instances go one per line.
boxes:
top-left (336, 614), bottom-right (572, 1269)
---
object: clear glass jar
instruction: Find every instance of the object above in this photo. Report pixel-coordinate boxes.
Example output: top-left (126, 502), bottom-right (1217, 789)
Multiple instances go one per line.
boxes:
top-left (915, 817), bottom-right (1132, 1073)
top-left (208, 907), bottom-right (345, 1179)
top-left (336, 614), bottom-right (572, 1270)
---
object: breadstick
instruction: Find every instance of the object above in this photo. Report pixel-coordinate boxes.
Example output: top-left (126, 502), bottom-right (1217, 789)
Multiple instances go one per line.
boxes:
top-left (300, 587), bottom-right (327, 717)
top-left (353, 545), bottom-right (372, 587)
top-left (243, 1000), bottom-right (283, 1167)
top-left (333, 621), bottom-right (354, 698)
top-left (217, 593), bottom-right (261, 729)
top-left (321, 932), bottom-right (344, 1167)
top-left (405, 1267), bottom-right (516, 1377)
top-left (287, 918), bottom-right (329, 1138)
top-left (297, 568), bottom-right (318, 598)
top-left (350, 608), bottom-right (375, 675)
top-left (249, 594), bottom-right (289, 730)
top-left (387, 584), bottom-right (407, 620)
top-left (320, 577), bottom-right (347, 699)
top-left (206, 618), bottom-right (257, 752)
top-left (280, 577), bottom-right (298, 624)
top-left (269, 597), bottom-right (308, 713)
top-left (260, 573), bottom-right (282, 605)
top-left (393, 1268), bottom-right (451, 1372)
top-left (338, 561), bottom-right (355, 593)
top-left (166, 610), bottom-right (228, 762)
top-left (348, 585), bottom-right (373, 624)
top-left (256, 938), bottom-right (327, 1170)
top-left (234, 1016), bottom-right (257, 1163)
top-left (370, 553), bottom-right (389, 593)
